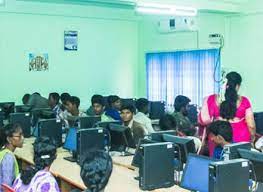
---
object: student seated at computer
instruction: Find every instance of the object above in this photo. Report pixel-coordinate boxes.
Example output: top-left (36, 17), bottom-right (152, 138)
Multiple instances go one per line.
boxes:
top-left (208, 120), bottom-right (233, 160)
top-left (27, 92), bottom-right (49, 109)
top-left (0, 124), bottom-right (24, 191)
top-left (105, 95), bottom-right (122, 121)
top-left (159, 114), bottom-right (201, 152)
top-left (22, 93), bottom-right (30, 105)
top-left (48, 92), bottom-right (61, 118)
top-left (134, 98), bottom-right (155, 134)
top-left (70, 150), bottom-right (113, 192)
top-left (13, 137), bottom-right (59, 192)
top-left (172, 95), bottom-right (194, 132)
top-left (120, 104), bottom-right (145, 145)
top-left (65, 96), bottom-right (86, 117)
top-left (86, 94), bottom-right (111, 122)
top-left (60, 92), bottom-right (71, 112)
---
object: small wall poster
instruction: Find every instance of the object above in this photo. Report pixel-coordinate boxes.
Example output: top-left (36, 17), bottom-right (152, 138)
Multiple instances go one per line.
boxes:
top-left (29, 53), bottom-right (49, 71)
top-left (64, 31), bottom-right (78, 51)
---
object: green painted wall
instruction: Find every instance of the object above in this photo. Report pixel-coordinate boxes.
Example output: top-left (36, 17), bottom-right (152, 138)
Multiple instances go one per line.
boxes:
top-left (224, 13), bottom-right (263, 112)
top-left (0, 1), bottom-right (139, 109)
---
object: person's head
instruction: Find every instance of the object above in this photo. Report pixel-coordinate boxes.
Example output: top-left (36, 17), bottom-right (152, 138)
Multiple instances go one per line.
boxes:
top-left (33, 92), bottom-right (41, 96)
top-left (174, 95), bottom-right (191, 116)
top-left (21, 137), bottom-right (57, 185)
top-left (159, 114), bottom-right (177, 131)
top-left (22, 93), bottom-right (30, 105)
top-left (107, 95), bottom-right (121, 110)
top-left (48, 92), bottom-right (60, 108)
top-left (80, 150), bottom-right (113, 192)
top-left (220, 71), bottom-right (242, 120)
top-left (208, 120), bottom-right (232, 146)
top-left (91, 95), bottom-right (105, 115)
top-left (60, 93), bottom-right (71, 105)
top-left (135, 98), bottom-right (149, 114)
top-left (66, 96), bottom-right (80, 114)
top-left (0, 123), bottom-right (24, 150)
top-left (120, 104), bottom-right (136, 124)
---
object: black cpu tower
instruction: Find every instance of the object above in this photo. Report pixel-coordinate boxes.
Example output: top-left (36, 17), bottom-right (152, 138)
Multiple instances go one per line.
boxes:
top-left (139, 142), bottom-right (175, 190)
top-left (209, 159), bottom-right (250, 192)
top-left (10, 113), bottom-right (31, 138)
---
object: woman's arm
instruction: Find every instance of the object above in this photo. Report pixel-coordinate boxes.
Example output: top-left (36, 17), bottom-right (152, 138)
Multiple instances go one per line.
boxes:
top-left (245, 108), bottom-right (256, 142)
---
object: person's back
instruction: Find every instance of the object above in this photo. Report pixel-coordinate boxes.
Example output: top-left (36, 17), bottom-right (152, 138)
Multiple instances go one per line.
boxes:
top-left (28, 93), bottom-right (49, 109)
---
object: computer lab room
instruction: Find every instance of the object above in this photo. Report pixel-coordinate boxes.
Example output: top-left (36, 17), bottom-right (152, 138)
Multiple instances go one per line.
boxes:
top-left (1, 0), bottom-right (263, 192)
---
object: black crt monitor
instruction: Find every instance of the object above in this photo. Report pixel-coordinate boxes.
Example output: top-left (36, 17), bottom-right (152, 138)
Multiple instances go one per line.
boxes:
top-left (149, 101), bottom-right (165, 120)
top-left (0, 102), bottom-right (15, 119)
top-left (109, 123), bottom-right (135, 152)
top-left (139, 142), bottom-right (175, 190)
top-left (37, 118), bottom-right (63, 147)
top-left (180, 154), bottom-right (218, 192)
top-left (79, 116), bottom-right (101, 129)
top-left (162, 134), bottom-right (196, 164)
top-left (254, 112), bottom-right (263, 135)
top-left (10, 113), bottom-right (31, 138)
top-left (131, 138), bottom-right (157, 168)
top-left (39, 110), bottom-right (56, 119)
top-left (14, 105), bottom-right (32, 113)
top-left (77, 128), bottom-right (105, 164)
top-left (94, 120), bottom-right (121, 130)
top-left (238, 148), bottom-right (263, 183)
top-left (149, 130), bottom-right (177, 142)
top-left (223, 142), bottom-right (251, 160)
top-left (63, 127), bottom-right (78, 162)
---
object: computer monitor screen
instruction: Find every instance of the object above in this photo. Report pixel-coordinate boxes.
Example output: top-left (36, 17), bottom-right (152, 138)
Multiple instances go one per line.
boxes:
top-left (149, 130), bottom-right (176, 142)
top-left (254, 112), bottom-right (263, 135)
top-left (38, 119), bottom-right (62, 147)
top-left (0, 102), bottom-right (15, 119)
top-left (162, 134), bottom-right (196, 163)
top-left (238, 148), bottom-right (263, 182)
top-left (15, 105), bottom-right (32, 113)
top-left (181, 154), bottom-right (218, 192)
top-left (109, 123), bottom-right (135, 151)
top-left (77, 128), bottom-right (105, 164)
top-left (79, 116), bottom-right (101, 129)
top-left (149, 101), bottom-right (165, 120)
top-left (131, 138), bottom-right (157, 167)
top-left (94, 121), bottom-right (121, 129)
top-left (10, 113), bottom-right (31, 138)
top-left (64, 127), bottom-right (77, 151)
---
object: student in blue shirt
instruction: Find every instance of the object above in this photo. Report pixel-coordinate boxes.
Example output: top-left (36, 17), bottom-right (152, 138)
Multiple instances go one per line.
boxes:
top-left (105, 95), bottom-right (122, 121)
top-left (208, 120), bottom-right (233, 160)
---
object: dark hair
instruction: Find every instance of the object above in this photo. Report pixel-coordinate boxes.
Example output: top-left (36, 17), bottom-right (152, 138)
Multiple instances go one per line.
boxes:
top-left (159, 114), bottom-right (177, 131)
top-left (33, 92), bottom-right (41, 96)
top-left (91, 95), bottom-right (104, 106)
top-left (220, 71), bottom-right (242, 120)
top-left (80, 150), bottom-right (113, 192)
top-left (174, 95), bottom-right (191, 112)
top-left (22, 94), bottom-right (30, 105)
top-left (120, 104), bottom-right (136, 114)
top-left (20, 137), bottom-right (57, 185)
top-left (60, 93), bottom-right (71, 103)
top-left (208, 120), bottom-right (233, 142)
top-left (49, 92), bottom-right (60, 105)
top-left (68, 96), bottom-right (80, 108)
top-left (135, 98), bottom-right (149, 112)
top-left (107, 95), bottom-right (120, 107)
top-left (0, 124), bottom-right (22, 148)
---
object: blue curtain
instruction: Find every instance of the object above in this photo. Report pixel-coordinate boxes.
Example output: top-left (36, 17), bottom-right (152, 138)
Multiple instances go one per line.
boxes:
top-left (146, 49), bottom-right (220, 108)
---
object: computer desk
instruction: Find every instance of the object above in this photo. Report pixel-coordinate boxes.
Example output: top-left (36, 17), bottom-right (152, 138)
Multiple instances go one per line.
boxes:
top-left (15, 138), bottom-right (189, 192)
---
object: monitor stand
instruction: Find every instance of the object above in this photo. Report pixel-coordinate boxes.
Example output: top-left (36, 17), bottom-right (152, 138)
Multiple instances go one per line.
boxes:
top-left (64, 151), bottom-right (77, 162)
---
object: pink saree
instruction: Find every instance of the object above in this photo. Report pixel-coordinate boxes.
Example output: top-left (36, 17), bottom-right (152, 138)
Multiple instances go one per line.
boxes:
top-left (198, 94), bottom-right (253, 156)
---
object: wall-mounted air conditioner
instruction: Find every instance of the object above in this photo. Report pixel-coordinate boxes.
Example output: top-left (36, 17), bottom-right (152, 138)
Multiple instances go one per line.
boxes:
top-left (157, 17), bottom-right (197, 33)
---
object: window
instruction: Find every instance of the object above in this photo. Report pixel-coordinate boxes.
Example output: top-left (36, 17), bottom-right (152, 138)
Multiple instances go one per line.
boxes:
top-left (146, 49), bottom-right (220, 108)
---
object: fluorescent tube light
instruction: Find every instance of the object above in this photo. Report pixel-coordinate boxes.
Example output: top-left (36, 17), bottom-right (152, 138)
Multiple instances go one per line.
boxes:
top-left (135, 2), bottom-right (197, 16)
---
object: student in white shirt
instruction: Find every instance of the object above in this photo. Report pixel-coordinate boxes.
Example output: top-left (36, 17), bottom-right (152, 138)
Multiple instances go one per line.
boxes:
top-left (134, 98), bottom-right (155, 134)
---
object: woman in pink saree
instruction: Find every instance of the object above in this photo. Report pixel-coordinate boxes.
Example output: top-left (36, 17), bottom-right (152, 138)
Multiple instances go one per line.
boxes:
top-left (198, 71), bottom-right (256, 156)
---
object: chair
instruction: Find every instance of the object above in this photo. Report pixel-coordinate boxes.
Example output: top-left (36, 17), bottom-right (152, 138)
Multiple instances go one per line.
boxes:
top-left (1, 184), bottom-right (15, 192)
